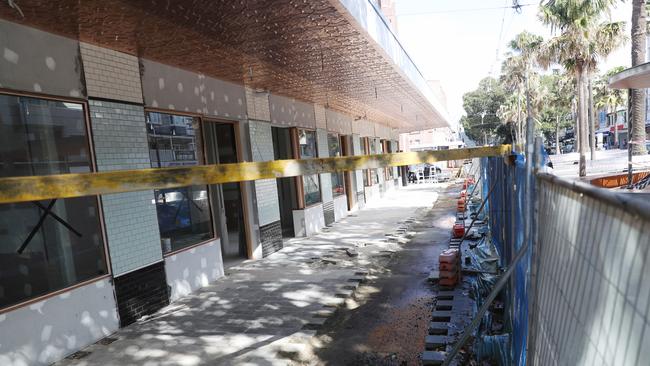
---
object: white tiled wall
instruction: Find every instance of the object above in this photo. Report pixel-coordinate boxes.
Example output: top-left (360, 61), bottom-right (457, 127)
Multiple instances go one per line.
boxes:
top-left (89, 100), bottom-right (163, 276)
top-left (80, 42), bottom-right (143, 104)
top-left (249, 120), bottom-right (281, 226)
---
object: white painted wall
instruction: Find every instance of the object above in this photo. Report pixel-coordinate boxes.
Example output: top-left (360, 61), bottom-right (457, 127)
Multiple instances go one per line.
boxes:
top-left (292, 204), bottom-right (325, 237)
top-left (364, 184), bottom-right (380, 204)
top-left (164, 239), bottom-right (224, 302)
top-left (333, 195), bottom-right (348, 222)
top-left (0, 278), bottom-right (119, 366)
top-left (385, 179), bottom-right (395, 192)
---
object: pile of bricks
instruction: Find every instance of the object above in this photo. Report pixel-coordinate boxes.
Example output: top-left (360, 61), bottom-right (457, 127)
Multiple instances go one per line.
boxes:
top-left (438, 248), bottom-right (461, 288)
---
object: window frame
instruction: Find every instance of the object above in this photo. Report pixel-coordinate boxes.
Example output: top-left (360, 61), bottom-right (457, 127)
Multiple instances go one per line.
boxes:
top-left (362, 136), bottom-right (373, 187)
top-left (327, 132), bottom-right (345, 197)
top-left (294, 128), bottom-right (322, 208)
top-left (144, 108), bottom-right (217, 257)
top-left (0, 90), bottom-right (111, 314)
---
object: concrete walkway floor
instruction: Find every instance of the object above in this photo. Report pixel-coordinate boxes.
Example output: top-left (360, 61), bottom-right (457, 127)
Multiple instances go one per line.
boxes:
top-left (56, 183), bottom-right (445, 366)
top-left (314, 184), bottom-right (457, 365)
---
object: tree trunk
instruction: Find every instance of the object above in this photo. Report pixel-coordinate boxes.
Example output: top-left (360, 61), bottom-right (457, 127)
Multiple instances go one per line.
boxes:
top-left (577, 68), bottom-right (587, 177)
top-left (556, 115), bottom-right (561, 155)
top-left (517, 88), bottom-right (522, 146)
top-left (614, 109), bottom-right (619, 148)
top-left (631, 0), bottom-right (647, 155)
top-left (588, 75), bottom-right (596, 159)
top-left (573, 100), bottom-right (579, 153)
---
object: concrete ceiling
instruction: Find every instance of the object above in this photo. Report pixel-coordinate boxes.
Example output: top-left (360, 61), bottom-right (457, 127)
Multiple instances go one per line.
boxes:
top-left (0, 0), bottom-right (448, 131)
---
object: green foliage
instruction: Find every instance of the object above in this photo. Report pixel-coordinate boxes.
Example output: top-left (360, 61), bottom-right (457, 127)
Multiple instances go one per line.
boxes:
top-left (460, 78), bottom-right (508, 144)
top-left (537, 73), bottom-right (575, 140)
top-left (593, 66), bottom-right (627, 114)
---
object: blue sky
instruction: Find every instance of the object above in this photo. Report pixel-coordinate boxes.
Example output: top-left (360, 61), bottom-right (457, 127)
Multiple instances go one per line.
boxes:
top-left (394, 0), bottom-right (633, 127)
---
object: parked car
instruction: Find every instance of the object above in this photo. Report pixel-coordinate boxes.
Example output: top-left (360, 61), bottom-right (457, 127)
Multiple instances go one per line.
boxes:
top-left (561, 144), bottom-right (574, 154)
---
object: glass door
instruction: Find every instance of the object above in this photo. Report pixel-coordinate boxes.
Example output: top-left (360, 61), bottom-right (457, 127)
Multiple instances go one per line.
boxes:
top-left (203, 121), bottom-right (248, 263)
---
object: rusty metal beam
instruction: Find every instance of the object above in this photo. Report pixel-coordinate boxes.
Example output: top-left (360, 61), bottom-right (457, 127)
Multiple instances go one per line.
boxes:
top-left (0, 145), bottom-right (511, 204)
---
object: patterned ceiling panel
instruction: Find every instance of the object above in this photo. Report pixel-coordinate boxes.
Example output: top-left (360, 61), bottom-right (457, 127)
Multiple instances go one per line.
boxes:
top-left (0, 0), bottom-right (447, 131)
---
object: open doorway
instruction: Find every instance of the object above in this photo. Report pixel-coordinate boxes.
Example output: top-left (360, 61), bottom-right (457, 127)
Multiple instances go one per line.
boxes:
top-left (272, 126), bottom-right (298, 237)
top-left (203, 121), bottom-right (248, 266)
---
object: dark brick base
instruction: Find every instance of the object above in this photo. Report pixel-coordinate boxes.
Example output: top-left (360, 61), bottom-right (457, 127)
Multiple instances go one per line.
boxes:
top-left (114, 262), bottom-right (169, 327)
top-left (323, 201), bottom-right (335, 226)
top-left (260, 220), bottom-right (283, 257)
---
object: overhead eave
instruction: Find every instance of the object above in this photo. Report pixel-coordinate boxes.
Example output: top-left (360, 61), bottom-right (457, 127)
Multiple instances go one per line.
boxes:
top-left (609, 62), bottom-right (650, 89)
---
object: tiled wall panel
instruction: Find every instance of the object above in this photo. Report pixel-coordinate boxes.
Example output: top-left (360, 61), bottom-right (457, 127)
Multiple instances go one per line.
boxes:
top-left (80, 43), bottom-right (143, 103)
top-left (249, 121), bottom-right (281, 226)
top-left (245, 87), bottom-right (271, 121)
top-left (89, 100), bottom-right (162, 276)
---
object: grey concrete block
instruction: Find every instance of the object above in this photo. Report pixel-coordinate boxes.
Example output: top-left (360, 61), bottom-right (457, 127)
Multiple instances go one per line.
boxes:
top-left (428, 322), bottom-right (449, 335)
top-left (421, 350), bottom-right (446, 365)
top-left (335, 289), bottom-right (354, 298)
top-left (431, 310), bottom-right (453, 322)
top-left (425, 335), bottom-right (450, 349)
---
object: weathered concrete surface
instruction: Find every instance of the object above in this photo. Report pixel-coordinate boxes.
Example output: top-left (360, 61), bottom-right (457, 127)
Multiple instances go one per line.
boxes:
top-left (55, 183), bottom-right (443, 366)
top-left (314, 184), bottom-right (457, 366)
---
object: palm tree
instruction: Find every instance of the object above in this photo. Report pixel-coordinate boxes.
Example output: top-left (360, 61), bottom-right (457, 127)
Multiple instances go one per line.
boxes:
top-left (538, 0), bottom-right (627, 177)
top-left (541, 72), bottom-right (574, 154)
top-left (497, 93), bottom-right (526, 144)
top-left (630, 0), bottom-right (647, 155)
top-left (500, 31), bottom-right (543, 146)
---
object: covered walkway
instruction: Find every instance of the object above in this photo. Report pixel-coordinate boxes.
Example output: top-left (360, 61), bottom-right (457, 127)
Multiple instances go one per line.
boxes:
top-left (55, 184), bottom-right (443, 366)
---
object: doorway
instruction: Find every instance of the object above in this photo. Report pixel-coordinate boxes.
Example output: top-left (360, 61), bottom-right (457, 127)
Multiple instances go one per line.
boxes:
top-left (204, 121), bottom-right (248, 264)
top-left (272, 126), bottom-right (298, 237)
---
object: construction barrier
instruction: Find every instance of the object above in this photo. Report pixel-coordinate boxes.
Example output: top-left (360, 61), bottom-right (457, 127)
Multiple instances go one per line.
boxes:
top-left (480, 153), bottom-right (650, 366)
top-left (528, 174), bottom-right (650, 366)
top-left (481, 154), bottom-right (531, 366)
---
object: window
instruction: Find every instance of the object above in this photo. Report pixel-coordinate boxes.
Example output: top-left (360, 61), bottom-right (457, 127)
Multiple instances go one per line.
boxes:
top-left (147, 112), bottom-right (213, 253)
top-left (382, 140), bottom-right (393, 180)
top-left (362, 137), bottom-right (370, 186)
top-left (328, 133), bottom-right (345, 197)
top-left (0, 94), bottom-right (107, 309)
top-left (298, 129), bottom-right (321, 206)
top-left (369, 138), bottom-right (379, 185)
